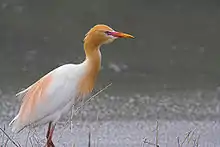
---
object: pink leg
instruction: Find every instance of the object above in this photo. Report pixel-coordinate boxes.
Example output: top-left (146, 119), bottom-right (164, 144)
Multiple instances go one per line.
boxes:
top-left (46, 122), bottom-right (56, 147)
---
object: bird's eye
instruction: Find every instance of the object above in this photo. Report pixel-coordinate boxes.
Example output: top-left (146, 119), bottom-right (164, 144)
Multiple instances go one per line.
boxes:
top-left (105, 31), bottom-right (112, 35)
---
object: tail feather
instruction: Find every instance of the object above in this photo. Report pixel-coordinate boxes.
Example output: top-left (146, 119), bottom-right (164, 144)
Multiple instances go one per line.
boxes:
top-left (9, 115), bottom-right (23, 133)
top-left (10, 87), bottom-right (30, 133)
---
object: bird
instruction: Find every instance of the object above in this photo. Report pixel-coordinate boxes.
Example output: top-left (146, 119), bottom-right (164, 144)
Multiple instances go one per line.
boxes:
top-left (9, 24), bottom-right (134, 147)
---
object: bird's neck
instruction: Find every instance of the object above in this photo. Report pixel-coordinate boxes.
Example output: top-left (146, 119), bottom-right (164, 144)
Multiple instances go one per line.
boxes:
top-left (78, 42), bottom-right (102, 97)
top-left (84, 42), bottom-right (101, 82)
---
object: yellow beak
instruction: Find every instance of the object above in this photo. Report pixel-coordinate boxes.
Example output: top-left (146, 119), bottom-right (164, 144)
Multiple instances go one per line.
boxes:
top-left (111, 31), bottom-right (134, 38)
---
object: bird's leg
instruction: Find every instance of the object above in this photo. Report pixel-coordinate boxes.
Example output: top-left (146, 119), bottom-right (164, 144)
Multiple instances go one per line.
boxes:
top-left (46, 122), bottom-right (52, 139)
top-left (46, 123), bottom-right (56, 147)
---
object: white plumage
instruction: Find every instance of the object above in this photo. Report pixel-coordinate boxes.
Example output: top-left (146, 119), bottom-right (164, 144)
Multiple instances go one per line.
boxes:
top-left (9, 24), bottom-right (134, 146)
top-left (10, 63), bottom-right (87, 133)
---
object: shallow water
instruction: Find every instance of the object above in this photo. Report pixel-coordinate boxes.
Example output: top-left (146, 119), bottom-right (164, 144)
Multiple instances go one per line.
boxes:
top-left (1, 90), bottom-right (220, 147)
top-left (1, 120), bottom-right (220, 147)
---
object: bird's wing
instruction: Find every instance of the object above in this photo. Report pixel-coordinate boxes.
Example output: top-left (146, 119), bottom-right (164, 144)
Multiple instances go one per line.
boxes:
top-left (16, 85), bottom-right (33, 102)
top-left (11, 64), bottom-right (83, 132)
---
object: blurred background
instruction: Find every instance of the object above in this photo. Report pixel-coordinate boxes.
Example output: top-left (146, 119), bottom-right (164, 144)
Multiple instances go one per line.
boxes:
top-left (1, 0), bottom-right (220, 146)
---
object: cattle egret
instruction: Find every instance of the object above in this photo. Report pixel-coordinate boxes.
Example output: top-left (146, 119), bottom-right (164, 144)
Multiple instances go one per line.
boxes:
top-left (9, 24), bottom-right (134, 146)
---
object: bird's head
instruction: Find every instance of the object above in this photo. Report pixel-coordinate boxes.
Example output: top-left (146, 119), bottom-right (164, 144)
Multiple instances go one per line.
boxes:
top-left (84, 24), bottom-right (134, 46)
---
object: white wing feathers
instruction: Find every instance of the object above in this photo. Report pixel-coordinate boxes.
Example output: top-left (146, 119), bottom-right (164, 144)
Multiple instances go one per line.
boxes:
top-left (9, 64), bottom-right (86, 132)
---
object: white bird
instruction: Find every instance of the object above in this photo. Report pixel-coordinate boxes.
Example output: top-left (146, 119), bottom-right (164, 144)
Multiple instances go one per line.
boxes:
top-left (9, 24), bottom-right (134, 146)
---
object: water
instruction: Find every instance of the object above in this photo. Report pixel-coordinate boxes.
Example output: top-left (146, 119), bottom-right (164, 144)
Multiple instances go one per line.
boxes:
top-left (1, 0), bottom-right (220, 146)
top-left (1, 90), bottom-right (220, 146)
top-left (2, 120), bottom-right (220, 147)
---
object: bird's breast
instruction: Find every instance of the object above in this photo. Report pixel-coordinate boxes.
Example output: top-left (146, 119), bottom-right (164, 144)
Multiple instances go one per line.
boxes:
top-left (77, 59), bottom-right (101, 98)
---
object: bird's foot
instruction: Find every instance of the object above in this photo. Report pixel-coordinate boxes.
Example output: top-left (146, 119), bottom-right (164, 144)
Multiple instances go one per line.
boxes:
top-left (46, 140), bottom-right (55, 147)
